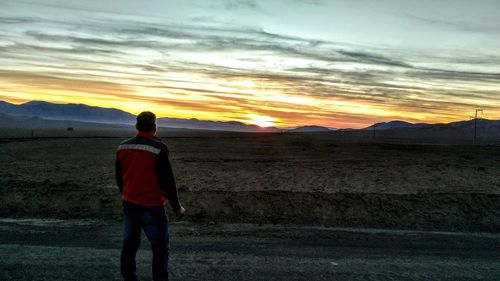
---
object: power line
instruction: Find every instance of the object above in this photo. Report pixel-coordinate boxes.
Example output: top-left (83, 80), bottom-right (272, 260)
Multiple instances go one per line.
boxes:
top-left (473, 109), bottom-right (483, 145)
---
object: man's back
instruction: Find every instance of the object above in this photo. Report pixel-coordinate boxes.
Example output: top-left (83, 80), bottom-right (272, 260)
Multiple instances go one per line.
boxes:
top-left (116, 131), bottom-right (180, 210)
top-left (117, 132), bottom-right (168, 207)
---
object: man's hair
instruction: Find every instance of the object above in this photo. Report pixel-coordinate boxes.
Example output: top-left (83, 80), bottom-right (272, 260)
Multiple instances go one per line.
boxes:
top-left (136, 111), bottom-right (156, 132)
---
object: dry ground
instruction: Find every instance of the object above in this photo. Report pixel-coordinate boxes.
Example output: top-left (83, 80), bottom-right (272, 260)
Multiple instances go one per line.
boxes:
top-left (0, 132), bottom-right (499, 230)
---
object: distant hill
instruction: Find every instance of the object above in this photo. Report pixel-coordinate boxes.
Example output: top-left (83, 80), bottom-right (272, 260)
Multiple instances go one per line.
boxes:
top-left (364, 119), bottom-right (500, 131)
top-left (0, 100), bottom-right (280, 132)
top-left (445, 119), bottom-right (500, 129)
top-left (3, 100), bottom-right (499, 141)
top-left (0, 111), bottom-right (130, 130)
top-left (288, 125), bottom-right (333, 132)
top-left (354, 118), bottom-right (500, 145)
top-left (0, 100), bottom-right (135, 124)
top-left (156, 118), bottom-right (279, 132)
top-left (2, 99), bottom-right (500, 144)
top-left (364, 120), bottom-right (427, 130)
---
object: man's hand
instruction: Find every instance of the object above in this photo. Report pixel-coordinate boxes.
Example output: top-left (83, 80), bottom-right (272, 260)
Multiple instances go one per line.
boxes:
top-left (175, 206), bottom-right (187, 221)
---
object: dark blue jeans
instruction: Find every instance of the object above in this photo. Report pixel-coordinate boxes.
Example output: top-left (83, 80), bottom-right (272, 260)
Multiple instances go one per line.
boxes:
top-left (121, 202), bottom-right (170, 281)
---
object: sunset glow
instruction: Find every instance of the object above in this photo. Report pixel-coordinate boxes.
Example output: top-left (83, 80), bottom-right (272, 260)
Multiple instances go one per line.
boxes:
top-left (247, 114), bottom-right (276, 128)
top-left (0, 1), bottom-right (499, 128)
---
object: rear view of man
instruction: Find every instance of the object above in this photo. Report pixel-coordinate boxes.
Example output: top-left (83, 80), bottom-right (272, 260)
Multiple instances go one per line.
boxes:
top-left (115, 111), bottom-right (186, 281)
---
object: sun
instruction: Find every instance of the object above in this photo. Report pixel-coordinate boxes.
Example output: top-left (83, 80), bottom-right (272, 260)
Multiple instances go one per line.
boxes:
top-left (247, 114), bottom-right (276, 128)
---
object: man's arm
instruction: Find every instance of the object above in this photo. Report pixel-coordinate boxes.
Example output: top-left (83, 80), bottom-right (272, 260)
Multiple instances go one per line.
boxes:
top-left (115, 156), bottom-right (123, 193)
top-left (157, 146), bottom-right (182, 212)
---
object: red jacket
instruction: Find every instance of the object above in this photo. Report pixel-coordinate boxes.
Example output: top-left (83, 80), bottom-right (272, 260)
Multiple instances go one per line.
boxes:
top-left (115, 131), bottom-right (181, 210)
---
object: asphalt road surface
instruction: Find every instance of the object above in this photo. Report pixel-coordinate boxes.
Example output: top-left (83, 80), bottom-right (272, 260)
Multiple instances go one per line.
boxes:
top-left (0, 219), bottom-right (499, 281)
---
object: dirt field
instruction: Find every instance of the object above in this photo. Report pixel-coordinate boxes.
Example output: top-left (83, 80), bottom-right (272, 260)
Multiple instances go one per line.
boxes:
top-left (0, 132), bottom-right (500, 231)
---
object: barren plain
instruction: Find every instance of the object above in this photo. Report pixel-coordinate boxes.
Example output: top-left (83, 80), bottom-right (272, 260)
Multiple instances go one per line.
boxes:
top-left (0, 132), bottom-right (499, 231)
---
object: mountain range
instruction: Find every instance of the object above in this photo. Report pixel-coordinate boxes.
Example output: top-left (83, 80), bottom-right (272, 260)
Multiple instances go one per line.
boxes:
top-left (363, 119), bottom-right (500, 131)
top-left (1, 101), bottom-right (499, 143)
top-left (0, 100), bottom-right (134, 124)
top-left (0, 101), bottom-right (333, 132)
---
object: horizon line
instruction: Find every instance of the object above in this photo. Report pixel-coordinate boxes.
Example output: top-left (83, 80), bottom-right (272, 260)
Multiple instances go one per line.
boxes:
top-left (0, 99), bottom-right (493, 130)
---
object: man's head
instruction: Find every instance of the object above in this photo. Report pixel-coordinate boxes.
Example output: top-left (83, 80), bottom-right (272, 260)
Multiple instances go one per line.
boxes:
top-left (136, 111), bottom-right (156, 133)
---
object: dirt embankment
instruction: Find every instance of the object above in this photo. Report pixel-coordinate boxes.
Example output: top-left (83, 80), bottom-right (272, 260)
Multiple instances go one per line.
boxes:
top-left (1, 179), bottom-right (499, 232)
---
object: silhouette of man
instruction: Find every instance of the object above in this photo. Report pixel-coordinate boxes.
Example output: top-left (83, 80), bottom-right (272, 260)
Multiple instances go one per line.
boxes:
top-left (115, 111), bottom-right (186, 281)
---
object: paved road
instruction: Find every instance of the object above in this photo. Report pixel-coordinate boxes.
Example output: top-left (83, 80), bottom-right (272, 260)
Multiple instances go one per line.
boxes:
top-left (0, 219), bottom-right (499, 281)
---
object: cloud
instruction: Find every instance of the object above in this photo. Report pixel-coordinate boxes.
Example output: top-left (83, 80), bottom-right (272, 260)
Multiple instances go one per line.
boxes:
top-left (0, 70), bottom-right (134, 96)
top-left (337, 50), bottom-right (413, 68)
top-left (1, 6), bottom-right (500, 127)
top-left (21, 19), bottom-right (402, 68)
top-left (0, 17), bottom-right (34, 24)
top-left (407, 68), bottom-right (500, 83)
top-left (406, 13), bottom-right (500, 35)
top-left (209, 0), bottom-right (261, 11)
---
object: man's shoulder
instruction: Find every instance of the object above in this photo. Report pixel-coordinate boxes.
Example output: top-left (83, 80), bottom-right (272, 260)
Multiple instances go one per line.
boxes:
top-left (150, 137), bottom-right (169, 151)
top-left (118, 136), bottom-right (168, 151)
top-left (155, 139), bottom-right (169, 154)
top-left (119, 137), bottom-right (135, 145)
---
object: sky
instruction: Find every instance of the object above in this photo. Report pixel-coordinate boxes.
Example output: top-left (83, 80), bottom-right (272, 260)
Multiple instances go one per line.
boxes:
top-left (0, 0), bottom-right (499, 128)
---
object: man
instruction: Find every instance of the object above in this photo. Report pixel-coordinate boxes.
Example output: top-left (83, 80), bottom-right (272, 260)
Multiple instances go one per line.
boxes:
top-left (115, 111), bottom-right (186, 281)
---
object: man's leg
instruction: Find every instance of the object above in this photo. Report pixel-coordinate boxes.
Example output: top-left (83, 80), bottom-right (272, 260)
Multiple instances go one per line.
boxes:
top-left (142, 207), bottom-right (169, 281)
top-left (121, 205), bottom-right (142, 281)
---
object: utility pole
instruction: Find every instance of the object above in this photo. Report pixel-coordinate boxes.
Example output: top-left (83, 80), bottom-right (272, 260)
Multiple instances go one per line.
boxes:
top-left (473, 109), bottom-right (483, 145)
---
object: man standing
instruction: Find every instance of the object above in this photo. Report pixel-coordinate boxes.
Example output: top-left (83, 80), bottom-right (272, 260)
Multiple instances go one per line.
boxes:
top-left (115, 111), bottom-right (186, 281)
